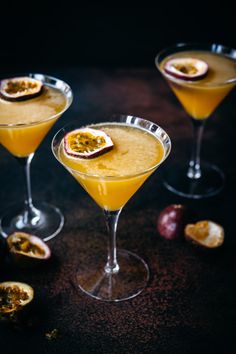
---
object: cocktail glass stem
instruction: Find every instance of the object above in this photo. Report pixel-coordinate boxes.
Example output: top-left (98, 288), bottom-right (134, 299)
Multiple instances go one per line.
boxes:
top-left (104, 209), bottom-right (122, 274)
top-left (18, 154), bottom-right (41, 227)
top-left (187, 119), bottom-right (206, 179)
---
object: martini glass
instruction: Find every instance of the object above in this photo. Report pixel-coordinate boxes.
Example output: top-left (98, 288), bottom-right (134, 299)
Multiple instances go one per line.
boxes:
top-left (52, 115), bottom-right (171, 301)
top-left (0, 74), bottom-right (73, 241)
top-left (155, 43), bottom-right (236, 198)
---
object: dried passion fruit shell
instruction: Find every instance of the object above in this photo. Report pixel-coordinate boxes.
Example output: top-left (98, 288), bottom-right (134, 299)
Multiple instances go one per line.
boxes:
top-left (0, 281), bottom-right (34, 314)
top-left (7, 232), bottom-right (51, 267)
top-left (164, 57), bottom-right (208, 81)
top-left (0, 77), bottom-right (43, 102)
top-left (64, 127), bottom-right (114, 159)
top-left (185, 220), bottom-right (224, 249)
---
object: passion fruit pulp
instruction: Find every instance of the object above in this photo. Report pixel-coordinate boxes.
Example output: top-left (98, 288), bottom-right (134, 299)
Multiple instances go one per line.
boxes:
top-left (7, 232), bottom-right (51, 267)
top-left (64, 127), bottom-right (114, 159)
top-left (0, 282), bottom-right (34, 314)
top-left (185, 220), bottom-right (224, 248)
top-left (0, 77), bottom-right (43, 102)
top-left (164, 57), bottom-right (208, 81)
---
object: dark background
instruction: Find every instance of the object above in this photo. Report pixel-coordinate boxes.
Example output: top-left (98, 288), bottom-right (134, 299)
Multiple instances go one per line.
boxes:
top-left (1, 3), bottom-right (236, 72)
top-left (1, 3), bottom-right (236, 354)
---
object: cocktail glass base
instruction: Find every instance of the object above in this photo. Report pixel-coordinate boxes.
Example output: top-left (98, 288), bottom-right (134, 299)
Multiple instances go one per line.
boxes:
top-left (164, 162), bottom-right (225, 199)
top-left (0, 201), bottom-right (64, 241)
top-left (76, 249), bottom-right (150, 302)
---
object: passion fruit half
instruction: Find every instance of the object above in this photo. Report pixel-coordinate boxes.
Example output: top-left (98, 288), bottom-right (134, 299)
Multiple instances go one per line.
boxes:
top-left (7, 232), bottom-right (51, 267)
top-left (64, 127), bottom-right (114, 159)
top-left (0, 281), bottom-right (34, 314)
top-left (0, 77), bottom-right (43, 102)
top-left (185, 220), bottom-right (224, 249)
top-left (164, 57), bottom-right (208, 81)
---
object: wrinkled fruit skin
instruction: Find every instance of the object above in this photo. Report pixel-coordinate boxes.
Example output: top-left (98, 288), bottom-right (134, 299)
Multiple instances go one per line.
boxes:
top-left (157, 204), bottom-right (187, 240)
top-left (184, 220), bottom-right (224, 249)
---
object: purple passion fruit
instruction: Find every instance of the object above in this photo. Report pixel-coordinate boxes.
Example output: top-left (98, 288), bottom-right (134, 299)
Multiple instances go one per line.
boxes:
top-left (185, 220), bottom-right (224, 248)
top-left (0, 281), bottom-right (34, 314)
top-left (7, 232), bottom-right (51, 267)
top-left (164, 58), bottom-right (208, 81)
top-left (0, 77), bottom-right (43, 101)
top-left (157, 204), bottom-right (187, 240)
top-left (64, 127), bottom-right (114, 159)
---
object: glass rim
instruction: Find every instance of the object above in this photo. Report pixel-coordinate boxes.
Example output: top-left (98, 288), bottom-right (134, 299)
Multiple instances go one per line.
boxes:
top-left (0, 73), bottom-right (73, 128)
top-left (51, 115), bottom-right (171, 180)
top-left (155, 42), bottom-right (236, 87)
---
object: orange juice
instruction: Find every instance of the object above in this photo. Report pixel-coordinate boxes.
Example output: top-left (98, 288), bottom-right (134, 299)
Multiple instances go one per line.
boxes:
top-left (160, 51), bottom-right (236, 119)
top-left (0, 86), bottom-right (67, 157)
top-left (59, 123), bottom-right (164, 210)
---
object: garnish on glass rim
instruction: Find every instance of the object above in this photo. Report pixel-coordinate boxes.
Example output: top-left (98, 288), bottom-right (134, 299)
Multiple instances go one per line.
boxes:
top-left (63, 127), bottom-right (114, 159)
top-left (0, 77), bottom-right (43, 102)
top-left (164, 57), bottom-right (209, 81)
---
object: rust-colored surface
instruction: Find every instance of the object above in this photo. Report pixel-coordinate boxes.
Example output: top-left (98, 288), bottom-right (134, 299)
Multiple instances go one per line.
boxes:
top-left (0, 68), bottom-right (235, 354)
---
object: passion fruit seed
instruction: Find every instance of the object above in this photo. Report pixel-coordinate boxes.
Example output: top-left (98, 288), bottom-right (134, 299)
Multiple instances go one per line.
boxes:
top-left (0, 282), bottom-right (34, 314)
top-left (164, 58), bottom-right (208, 81)
top-left (45, 328), bottom-right (59, 341)
top-left (0, 77), bottom-right (43, 102)
top-left (64, 128), bottom-right (114, 159)
top-left (185, 220), bottom-right (224, 248)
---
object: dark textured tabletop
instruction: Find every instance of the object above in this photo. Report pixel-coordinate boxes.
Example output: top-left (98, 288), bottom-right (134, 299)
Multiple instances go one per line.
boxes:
top-left (0, 67), bottom-right (236, 354)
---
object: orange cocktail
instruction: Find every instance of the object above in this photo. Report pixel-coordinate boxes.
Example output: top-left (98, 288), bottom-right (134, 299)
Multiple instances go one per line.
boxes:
top-left (160, 50), bottom-right (236, 120)
top-left (0, 74), bottom-right (73, 241)
top-left (0, 85), bottom-right (67, 157)
top-left (59, 123), bottom-right (164, 210)
top-left (156, 43), bottom-right (236, 199)
top-left (52, 116), bottom-right (171, 301)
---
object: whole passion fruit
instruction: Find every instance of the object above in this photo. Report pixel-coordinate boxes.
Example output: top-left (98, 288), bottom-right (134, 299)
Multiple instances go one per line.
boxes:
top-left (0, 77), bottom-right (43, 102)
top-left (63, 128), bottom-right (114, 159)
top-left (185, 220), bottom-right (224, 249)
top-left (7, 232), bottom-right (51, 267)
top-left (0, 281), bottom-right (34, 314)
top-left (157, 204), bottom-right (187, 240)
